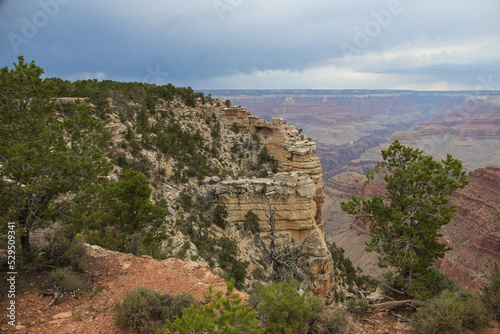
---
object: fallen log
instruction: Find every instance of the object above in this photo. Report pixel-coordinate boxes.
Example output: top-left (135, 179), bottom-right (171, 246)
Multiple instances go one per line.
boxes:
top-left (368, 299), bottom-right (425, 310)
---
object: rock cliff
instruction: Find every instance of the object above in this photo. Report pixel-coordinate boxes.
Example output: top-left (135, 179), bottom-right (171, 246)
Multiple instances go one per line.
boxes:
top-left (214, 108), bottom-right (335, 297)
top-left (205, 90), bottom-right (488, 178)
top-left (435, 166), bottom-right (500, 290)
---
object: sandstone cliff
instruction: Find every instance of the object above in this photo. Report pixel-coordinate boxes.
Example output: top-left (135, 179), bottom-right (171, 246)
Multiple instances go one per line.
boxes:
top-left (213, 108), bottom-right (335, 297)
top-left (205, 90), bottom-right (491, 178)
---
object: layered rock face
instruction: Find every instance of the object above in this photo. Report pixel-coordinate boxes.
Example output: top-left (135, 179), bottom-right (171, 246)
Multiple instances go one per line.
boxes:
top-left (214, 107), bottom-right (334, 297)
top-left (219, 107), bottom-right (324, 229)
top-left (435, 166), bottom-right (500, 290)
top-left (206, 90), bottom-right (482, 178)
top-left (323, 166), bottom-right (500, 290)
top-left (349, 98), bottom-right (500, 173)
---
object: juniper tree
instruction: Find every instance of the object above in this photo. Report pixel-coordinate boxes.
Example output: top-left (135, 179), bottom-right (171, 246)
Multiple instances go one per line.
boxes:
top-left (0, 56), bottom-right (111, 256)
top-left (341, 140), bottom-right (468, 296)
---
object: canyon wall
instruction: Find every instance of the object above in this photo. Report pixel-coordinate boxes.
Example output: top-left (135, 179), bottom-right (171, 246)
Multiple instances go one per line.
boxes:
top-left (347, 97), bottom-right (500, 173)
top-left (211, 107), bottom-right (335, 297)
top-left (206, 90), bottom-right (482, 178)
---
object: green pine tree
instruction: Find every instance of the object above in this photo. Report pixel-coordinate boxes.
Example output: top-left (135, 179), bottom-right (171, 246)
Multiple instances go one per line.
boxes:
top-left (0, 56), bottom-right (111, 256)
top-left (341, 140), bottom-right (469, 296)
top-left (161, 278), bottom-right (261, 334)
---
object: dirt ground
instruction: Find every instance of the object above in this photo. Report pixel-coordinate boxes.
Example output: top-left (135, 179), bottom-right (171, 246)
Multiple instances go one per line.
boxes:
top-left (0, 245), bottom-right (241, 333)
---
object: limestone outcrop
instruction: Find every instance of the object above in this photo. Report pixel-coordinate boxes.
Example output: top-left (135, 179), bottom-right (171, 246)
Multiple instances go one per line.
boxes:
top-left (213, 108), bottom-right (334, 297)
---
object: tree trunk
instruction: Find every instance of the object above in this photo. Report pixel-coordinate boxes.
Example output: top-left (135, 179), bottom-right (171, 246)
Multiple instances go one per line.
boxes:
top-left (368, 299), bottom-right (426, 310)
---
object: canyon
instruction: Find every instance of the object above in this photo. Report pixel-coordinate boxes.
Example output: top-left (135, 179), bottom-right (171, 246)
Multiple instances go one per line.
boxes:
top-left (208, 89), bottom-right (500, 290)
top-left (205, 90), bottom-right (500, 178)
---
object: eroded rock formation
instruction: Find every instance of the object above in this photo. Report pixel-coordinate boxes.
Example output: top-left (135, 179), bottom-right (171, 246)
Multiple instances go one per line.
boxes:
top-left (212, 107), bottom-right (335, 297)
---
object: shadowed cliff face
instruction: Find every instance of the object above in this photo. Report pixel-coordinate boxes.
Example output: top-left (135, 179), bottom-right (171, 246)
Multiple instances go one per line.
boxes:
top-left (322, 166), bottom-right (500, 291)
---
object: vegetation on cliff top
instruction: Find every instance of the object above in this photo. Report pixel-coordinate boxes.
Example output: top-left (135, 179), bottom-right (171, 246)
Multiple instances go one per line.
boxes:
top-left (0, 56), bottom-right (276, 289)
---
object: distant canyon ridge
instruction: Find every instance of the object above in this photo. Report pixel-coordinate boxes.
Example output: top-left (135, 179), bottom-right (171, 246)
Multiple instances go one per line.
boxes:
top-left (206, 89), bottom-right (500, 290)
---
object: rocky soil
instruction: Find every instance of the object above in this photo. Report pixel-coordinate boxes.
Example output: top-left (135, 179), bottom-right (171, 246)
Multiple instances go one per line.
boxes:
top-left (0, 244), bottom-right (244, 333)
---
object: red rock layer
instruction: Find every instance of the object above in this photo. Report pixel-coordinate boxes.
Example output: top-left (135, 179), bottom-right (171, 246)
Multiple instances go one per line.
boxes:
top-left (323, 166), bottom-right (500, 290)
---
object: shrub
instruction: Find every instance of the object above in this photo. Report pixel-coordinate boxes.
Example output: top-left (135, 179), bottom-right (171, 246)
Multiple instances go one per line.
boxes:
top-left (213, 204), bottom-right (228, 229)
top-left (48, 267), bottom-right (84, 294)
top-left (255, 280), bottom-right (322, 334)
top-left (44, 233), bottom-right (87, 272)
top-left (312, 307), bottom-right (357, 334)
top-left (345, 298), bottom-right (368, 318)
top-left (115, 286), bottom-right (167, 333)
top-left (482, 262), bottom-right (500, 320)
top-left (257, 170), bottom-right (268, 178)
top-left (413, 290), bottom-right (490, 334)
top-left (244, 210), bottom-right (260, 234)
top-left (378, 269), bottom-right (458, 300)
top-left (167, 293), bottom-right (201, 323)
top-left (161, 279), bottom-right (261, 334)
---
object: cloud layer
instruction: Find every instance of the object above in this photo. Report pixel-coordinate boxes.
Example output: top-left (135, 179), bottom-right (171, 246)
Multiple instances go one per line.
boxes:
top-left (1, 0), bottom-right (499, 89)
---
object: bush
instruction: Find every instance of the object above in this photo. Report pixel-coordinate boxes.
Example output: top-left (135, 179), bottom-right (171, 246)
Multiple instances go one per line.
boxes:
top-left (378, 269), bottom-right (458, 300)
top-left (167, 293), bottom-right (201, 323)
top-left (58, 234), bottom-right (87, 272)
top-left (412, 290), bottom-right (490, 334)
top-left (312, 307), bottom-right (357, 334)
top-left (213, 204), bottom-right (228, 229)
top-left (244, 210), bottom-right (260, 234)
top-left (44, 233), bottom-right (87, 272)
top-left (115, 286), bottom-right (167, 333)
top-left (254, 280), bottom-right (322, 334)
top-left (407, 270), bottom-right (460, 299)
top-left (48, 267), bottom-right (84, 294)
top-left (161, 279), bottom-right (261, 334)
top-left (482, 262), bottom-right (500, 320)
top-left (345, 298), bottom-right (368, 318)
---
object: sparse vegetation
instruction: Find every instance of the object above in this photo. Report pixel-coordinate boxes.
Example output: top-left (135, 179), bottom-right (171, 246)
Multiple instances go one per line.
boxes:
top-left (115, 287), bottom-right (199, 334)
top-left (161, 279), bottom-right (261, 334)
top-left (312, 307), bottom-right (357, 334)
top-left (482, 262), bottom-right (500, 320)
top-left (345, 298), bottom-right (368, 318)
top-left (115, 287), bottom-right (168, 333)
top-left (48, 267), bottom-right (84, 294)
top-left (253, 280), bottom-right (322, 334)
top-left (412, 290), bottom-right (490, 334)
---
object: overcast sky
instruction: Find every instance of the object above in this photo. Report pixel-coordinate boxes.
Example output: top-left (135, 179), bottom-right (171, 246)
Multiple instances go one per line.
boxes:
top-left (1, 0), bottom-right (499, 90)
